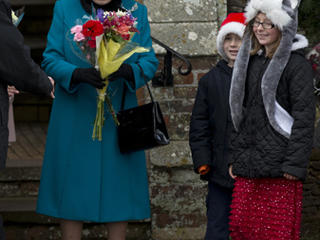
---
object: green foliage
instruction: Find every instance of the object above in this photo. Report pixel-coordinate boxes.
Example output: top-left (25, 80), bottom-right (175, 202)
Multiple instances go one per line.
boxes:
top-left (299, 0), bottom-right (320, 46)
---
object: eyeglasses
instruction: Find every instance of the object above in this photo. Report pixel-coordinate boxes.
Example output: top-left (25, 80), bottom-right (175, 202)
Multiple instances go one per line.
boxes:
top-left (252, 20), bottom-right (275, 29)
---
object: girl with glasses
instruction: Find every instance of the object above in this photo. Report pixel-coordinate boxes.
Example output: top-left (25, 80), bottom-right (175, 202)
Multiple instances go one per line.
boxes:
top-left (228, 0), bottom-right (315, 239)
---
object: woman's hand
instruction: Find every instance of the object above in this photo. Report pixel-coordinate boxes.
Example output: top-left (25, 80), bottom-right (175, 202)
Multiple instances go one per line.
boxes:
top-left (7, 86), bottom-right (19, 97)
top-left (108, 63), bottom-right (134, 83)
top-left (71, 68), bottom-right (105, 89)
top-left (229, 165), bottom-right (237, 179)
top-left (284, 173), bottom-right (298, 181)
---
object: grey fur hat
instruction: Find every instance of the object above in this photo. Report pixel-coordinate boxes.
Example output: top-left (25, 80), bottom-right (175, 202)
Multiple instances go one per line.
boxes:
top-left (229, 0), bottom-right (306, 139)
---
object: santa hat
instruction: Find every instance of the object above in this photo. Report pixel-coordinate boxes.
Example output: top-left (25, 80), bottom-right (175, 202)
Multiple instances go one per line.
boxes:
top-left (230, 0), bottom-right (307, 139)
top-left (216, 12), bottom-right (246, 60)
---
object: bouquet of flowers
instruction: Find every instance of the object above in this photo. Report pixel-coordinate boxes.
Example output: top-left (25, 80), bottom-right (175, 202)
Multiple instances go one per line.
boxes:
top-left (71, 9), bottom-right (149, 141)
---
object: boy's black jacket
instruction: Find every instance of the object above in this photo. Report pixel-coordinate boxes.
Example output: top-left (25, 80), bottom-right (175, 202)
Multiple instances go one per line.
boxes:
top-left (189, 60), bottom-right (234, 188)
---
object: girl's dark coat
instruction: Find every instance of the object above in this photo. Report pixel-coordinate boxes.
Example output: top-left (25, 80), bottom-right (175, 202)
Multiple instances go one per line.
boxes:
top-left (229, 51), bottom-right (315, 180)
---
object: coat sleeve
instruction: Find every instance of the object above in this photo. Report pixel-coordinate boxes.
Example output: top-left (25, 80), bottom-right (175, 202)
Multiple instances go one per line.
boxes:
top-left (0, 1), bottom-right (52, 96)
top-left (281, 56), bottom-right (315, 180)
top-left (189, 74), bottom-right (213, 173)
top-left (126, 4), bottom-right (158, 91)
top-left (41, 0), bottom-right (78, 94)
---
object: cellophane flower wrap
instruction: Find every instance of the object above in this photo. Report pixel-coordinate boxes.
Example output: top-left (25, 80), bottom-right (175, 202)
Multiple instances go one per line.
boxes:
top-left (70, 9), bottom-right (149, 141)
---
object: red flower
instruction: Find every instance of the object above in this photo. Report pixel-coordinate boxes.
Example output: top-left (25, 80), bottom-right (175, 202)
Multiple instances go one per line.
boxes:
top-left (312, 63), bottom-right (318, 71)
top-left (116, 23), bottom-right (130, 35)
top-left (87, 39), bottom-right (96, 48)
top-left (121, 34), bottom-right (130, 41)
top-left (82, 20), bottom-right (104, 38)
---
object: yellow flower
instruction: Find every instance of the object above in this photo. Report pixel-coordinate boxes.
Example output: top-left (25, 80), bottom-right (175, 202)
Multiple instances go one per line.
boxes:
top-left (11, 10), bottom-right (18, 25)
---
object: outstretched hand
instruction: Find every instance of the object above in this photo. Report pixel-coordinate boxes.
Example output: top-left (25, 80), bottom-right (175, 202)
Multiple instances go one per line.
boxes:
top-left (7, 86), bottom-right (19, 97)
top-left (48, 76), bottom-right (55, 99)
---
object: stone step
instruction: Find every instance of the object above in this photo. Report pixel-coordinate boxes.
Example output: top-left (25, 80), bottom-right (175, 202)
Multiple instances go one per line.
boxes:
top-left (0, 198), bottom-right (150, 240)
top-left (0, 197), bottom-right (37, 213)
top-left (6, 123), bottom-right (49, 168)
top-left (0, 167), bottom-right (41, 182)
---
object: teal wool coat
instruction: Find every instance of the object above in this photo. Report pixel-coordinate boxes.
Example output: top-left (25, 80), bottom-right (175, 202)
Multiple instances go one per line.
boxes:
top-left (36, 0), bottom-right (158, 222)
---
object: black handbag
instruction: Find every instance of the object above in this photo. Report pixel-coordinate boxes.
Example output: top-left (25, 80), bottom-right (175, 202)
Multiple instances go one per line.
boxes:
top-left (117, 65), bottom-right (170, 153)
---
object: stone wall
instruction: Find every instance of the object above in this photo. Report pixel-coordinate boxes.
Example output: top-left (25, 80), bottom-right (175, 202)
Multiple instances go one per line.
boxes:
top-left (1, 0), bottom-right (319, 239)
top-left (144, 1), bottom-right (226, 239)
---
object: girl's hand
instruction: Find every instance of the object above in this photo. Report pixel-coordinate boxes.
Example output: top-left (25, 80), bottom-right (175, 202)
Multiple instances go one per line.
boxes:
top-left (7, 86), bottom-right (19, 97)
top-left (229, 165), bottom-right (237, 179)
top-left (284, 173), bottom-right (298, 181)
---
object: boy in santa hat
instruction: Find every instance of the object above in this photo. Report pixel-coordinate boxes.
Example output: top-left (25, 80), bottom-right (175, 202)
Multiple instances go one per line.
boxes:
top-left (189, 12), bottom-right (246, 240)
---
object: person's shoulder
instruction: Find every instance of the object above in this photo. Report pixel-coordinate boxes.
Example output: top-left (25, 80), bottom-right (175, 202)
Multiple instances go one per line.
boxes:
top-left (0, 0), bottom-right (8, 8)
top-left (55, 0), bottom-right (78, 8)
top-left (123, 0), bottom-right (147, 13)
top-left (53, 0), bottom-right (81, 11)
top-left (0, 0), bottom-right (10, 16)
top-left (289, 50), bottom-right (312, 71)
top-left (285, 51), bottom-right (313, 85)
top-left (199, 65), bottom-right (221, 85)
top-left (134, 1), bottom-right (148, 16)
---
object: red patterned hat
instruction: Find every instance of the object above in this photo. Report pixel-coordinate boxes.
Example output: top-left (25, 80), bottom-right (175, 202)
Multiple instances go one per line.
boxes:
top-left (216, 12), bottom-right (246, 60)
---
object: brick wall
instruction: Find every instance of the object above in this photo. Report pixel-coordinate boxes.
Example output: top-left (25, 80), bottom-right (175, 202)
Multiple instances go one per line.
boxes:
top-left (147, 56), bottom-right (218, 240)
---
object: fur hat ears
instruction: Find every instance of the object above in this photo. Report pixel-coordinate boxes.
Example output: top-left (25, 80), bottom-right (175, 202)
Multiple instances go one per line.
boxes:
top-left (245, 0), bottom-right (301, 30)
top-left (216, 13), bottom-right (246, 60)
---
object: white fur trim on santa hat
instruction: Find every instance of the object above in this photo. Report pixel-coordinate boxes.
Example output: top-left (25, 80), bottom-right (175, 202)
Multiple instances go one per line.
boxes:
top-left (245, 0), bottom-right (291, 30)
top-left (216, 22), bottom-right (245, 60)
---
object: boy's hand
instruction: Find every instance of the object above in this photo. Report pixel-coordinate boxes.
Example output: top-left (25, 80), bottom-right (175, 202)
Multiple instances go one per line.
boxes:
top-left (198, 165), bottom-right (210, 175)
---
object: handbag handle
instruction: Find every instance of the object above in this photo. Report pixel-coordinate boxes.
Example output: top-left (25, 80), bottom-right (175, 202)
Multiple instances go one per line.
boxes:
top-left (120, 64), bottom-right (155, 111)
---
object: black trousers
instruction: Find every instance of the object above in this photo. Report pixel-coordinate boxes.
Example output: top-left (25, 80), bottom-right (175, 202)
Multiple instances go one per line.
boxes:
top-left (205, 181), bottom-right (232, 240)
top-left (0, 215), bottom-right (4, 240)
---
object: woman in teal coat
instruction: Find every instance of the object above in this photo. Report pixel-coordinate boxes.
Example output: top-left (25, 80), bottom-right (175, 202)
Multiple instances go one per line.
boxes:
top-left (36, 0), bottom-right (158, 239)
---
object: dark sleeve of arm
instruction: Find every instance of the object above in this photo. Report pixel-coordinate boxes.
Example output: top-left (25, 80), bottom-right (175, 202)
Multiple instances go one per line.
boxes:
top-left (189, 75), bottom-right (213, 173)
top-left (0, 8), bottom-right (52, 96)
top-left (282, 58), bottom-right (315, 180)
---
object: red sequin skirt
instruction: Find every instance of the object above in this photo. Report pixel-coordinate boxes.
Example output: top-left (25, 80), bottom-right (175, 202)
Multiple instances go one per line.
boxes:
top-left (229, 177), bottom-right (303, 240)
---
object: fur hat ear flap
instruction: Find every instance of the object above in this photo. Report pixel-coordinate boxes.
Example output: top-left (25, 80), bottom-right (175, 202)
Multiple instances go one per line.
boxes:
top-left (286, 0), bottom-right (300, 10)
top-left (229, 30), bottom-right (252, 131)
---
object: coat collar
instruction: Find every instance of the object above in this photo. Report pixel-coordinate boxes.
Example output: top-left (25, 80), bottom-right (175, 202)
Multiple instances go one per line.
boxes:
top-left (80, 0), bottom-right (138, 14)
